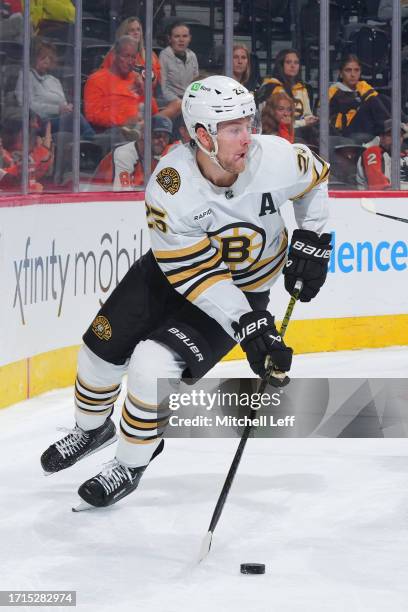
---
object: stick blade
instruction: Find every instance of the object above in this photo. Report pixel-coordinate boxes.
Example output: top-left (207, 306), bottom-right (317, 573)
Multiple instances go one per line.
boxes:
top-left (198, 531), bottom-right (213, 563)
top-left (361, 198), bottom-right (376, 214)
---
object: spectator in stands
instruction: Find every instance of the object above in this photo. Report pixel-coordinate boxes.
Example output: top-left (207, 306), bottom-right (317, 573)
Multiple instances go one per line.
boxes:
top-left (90, 114), bottom-right (177, 191)
top-left (259, 48), bottom-right (318, 135)
top-left (100, 15), bottom-right (182, 119)
top-left (159, 21), bottom-right (199, 116)
top-left (0, 0), bottom-right (23, 41)
top-left (329, 55), bottom-right (391, 140)
top-left (84, 35), bottom-right (159, 132)
top-left (0, 0), bottom-right (74, 41)
top-left (261, 92), bottom-right (295, 143)
top-left (232, 44), bottom-right (260, 93)
top-left (15, 39), bottom-right (94, 139)
top-left (378, 0), bottom-right (408, 21)
top-left (0, 113), bottom-right (53, 191)
top-left (102, 16), bottom-right (161, 88)
top-left (31, 0), bottom-right (75, 37)
top-left (356, 118), bottom-right (408, 189)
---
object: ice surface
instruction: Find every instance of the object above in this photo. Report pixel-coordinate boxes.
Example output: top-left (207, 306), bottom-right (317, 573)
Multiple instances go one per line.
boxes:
top-left (0, 348), bottom-right (407, 612)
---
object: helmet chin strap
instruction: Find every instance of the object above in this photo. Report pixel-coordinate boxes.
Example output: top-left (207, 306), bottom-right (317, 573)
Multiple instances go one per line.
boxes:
top-left (195, 133), bottom-right (237, 175)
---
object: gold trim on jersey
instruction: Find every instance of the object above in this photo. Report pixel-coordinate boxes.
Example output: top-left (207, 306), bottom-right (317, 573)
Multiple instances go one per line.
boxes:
top-left (292, 165), bottom-right (319, 200)
top-left (154, 237), bottom-right (211, 261)
top-left (166, 252), bottom-right (223, 285)
top-left (232, 254), bottom-right (276, 276)
top-left (185, 271), bottom-right (232, 302)
top-left (237, 256), bottom-right (286, 291)
top-left (313, 157), bottom-right (330, 187)
top-left (312, 150), bottom-right (328, 169)
top-left (292, 157), bottom-right (330, 201)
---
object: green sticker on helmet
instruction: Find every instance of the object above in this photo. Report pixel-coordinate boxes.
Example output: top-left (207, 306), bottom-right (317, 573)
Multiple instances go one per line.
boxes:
top-left (191, 82), bottom-right (201, 91)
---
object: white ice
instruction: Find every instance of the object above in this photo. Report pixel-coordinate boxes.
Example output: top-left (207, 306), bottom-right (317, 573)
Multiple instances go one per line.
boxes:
top-left (0, 347), bottom-right (407, 612)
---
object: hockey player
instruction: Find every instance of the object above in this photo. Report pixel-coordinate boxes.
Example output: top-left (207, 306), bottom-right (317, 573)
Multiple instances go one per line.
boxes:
top-left (41, 76), bottom-right (332, 510)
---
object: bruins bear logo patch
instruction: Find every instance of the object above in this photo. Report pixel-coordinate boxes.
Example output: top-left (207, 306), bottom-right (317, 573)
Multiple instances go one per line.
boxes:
top-left (92, 315), bottom-right (112, 341)
top-left (156, 167), bottom-right (181, 195)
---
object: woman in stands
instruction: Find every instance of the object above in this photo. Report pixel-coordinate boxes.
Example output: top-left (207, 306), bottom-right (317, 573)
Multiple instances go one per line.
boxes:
top-left (261, 92), bottom-right (295, 143)
top-left (259, 48), bottom-right (318, 135)
top-left (159, 21), bottom-right (199, 114)
top-left (232, 44), bottom-right (260, 93)
top-left (102, 16), bottom-right (161, 87)
top-left (329, 54), bottom-right (391, 139)
top-left (15, 39), bottom-right (94, 139)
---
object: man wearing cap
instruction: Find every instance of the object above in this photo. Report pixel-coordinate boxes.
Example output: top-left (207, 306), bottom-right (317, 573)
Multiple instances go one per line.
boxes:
top-left (90, 115), bottom-right (177, 190)
top-left (151, 115), bottom-right (177, 161)
top-left (357, 119), bottom-right (408, 190)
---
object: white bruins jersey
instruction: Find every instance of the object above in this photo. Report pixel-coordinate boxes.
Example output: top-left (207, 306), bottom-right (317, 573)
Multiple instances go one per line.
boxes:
top-left (145, 135), bottom-right (329, 338)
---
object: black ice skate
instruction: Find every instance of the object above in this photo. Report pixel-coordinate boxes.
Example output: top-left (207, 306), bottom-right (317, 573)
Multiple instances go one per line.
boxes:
top-left (41, 418), bottom-right (117, 474)
top-left (73, 439), bottom-right (165, 511)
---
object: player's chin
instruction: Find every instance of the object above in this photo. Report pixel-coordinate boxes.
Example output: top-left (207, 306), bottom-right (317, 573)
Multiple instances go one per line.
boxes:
top-left (230, 153), bottom-right (247, 172)
top-left (235, 156), bottom-right (248, 173)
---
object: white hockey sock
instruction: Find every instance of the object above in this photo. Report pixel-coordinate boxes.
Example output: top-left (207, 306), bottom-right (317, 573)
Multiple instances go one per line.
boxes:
top-left (75, 345), bottom-right (127, 431)
top-left (116, 340), bottom-right (185, 468)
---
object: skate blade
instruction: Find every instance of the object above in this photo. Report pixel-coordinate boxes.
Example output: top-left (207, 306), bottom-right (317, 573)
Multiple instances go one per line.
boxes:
top-left (72, 500), bottom-right (95, 512)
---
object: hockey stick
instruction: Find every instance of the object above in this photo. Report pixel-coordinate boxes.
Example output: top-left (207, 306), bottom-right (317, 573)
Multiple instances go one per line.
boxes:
top-left (198, 280), bottom-right (303, 562)
top-left (361, 198), bottom-right (408, 224)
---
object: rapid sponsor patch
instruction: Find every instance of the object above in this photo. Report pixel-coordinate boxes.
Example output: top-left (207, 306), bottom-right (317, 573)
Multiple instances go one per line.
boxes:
top-left (194, 208), bottom-right (212, 221)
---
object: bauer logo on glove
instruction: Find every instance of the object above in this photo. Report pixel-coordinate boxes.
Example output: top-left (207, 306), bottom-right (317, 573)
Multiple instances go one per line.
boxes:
top-left (292, 240), bottom-right (332, 259)
top-left (235, 317), bottom-right (269, 343)
top-left (233, 311), bottom-right (293, 379)
top-left (284, 229), bottom-right (333, 302)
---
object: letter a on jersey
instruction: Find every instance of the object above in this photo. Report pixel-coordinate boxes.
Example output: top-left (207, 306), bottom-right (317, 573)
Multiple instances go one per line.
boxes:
top-left (259, 193), bottom-right (276, 216)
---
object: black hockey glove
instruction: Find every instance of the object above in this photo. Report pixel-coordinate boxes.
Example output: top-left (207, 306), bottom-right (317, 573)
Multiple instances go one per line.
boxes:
top-left (283, 229), bottom-right (332, 302)
top-left (233, 311), bottom-right (293, 378)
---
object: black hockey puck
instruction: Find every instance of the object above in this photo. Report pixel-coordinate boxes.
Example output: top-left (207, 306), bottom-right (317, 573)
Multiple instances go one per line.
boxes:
top-left (240, 563), bottom-right (265, 575)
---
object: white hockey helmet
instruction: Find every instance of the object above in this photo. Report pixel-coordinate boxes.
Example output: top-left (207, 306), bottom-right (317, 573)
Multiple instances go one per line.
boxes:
top-left (182, 75), bottom-right (256, 141)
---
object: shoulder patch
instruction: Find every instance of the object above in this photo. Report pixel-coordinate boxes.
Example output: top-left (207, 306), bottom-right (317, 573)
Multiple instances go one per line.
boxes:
top-left (92, 316), bottom-right (112, 341)
top-left (156, 167), bottom-right (181, 195)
